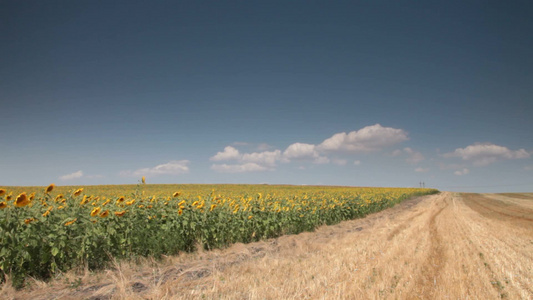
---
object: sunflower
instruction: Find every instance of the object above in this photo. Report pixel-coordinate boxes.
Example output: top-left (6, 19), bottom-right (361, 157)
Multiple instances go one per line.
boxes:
top-left (209, 204), bottom-right (217, 211)
top-left (29, 193), bottom-right (35, 201)
top-left (64, 218), bottom-right (77, 226)
top-left (42, 207), bottom-right (52, 217)
top-left (0, 189), bottom-right (5, 196)
top-left (114, 210), bottom-right (127, 217)
top-left (142, 176), bottom-right (146, 184)
top-left (55, 194), bottom-right (64, 201)
top-left (15, 193), bottom-right (30, 207)
top-left (178, 209), bottom-right (183, 215)
top-left (99, 210), bottom-right (109, 218)
top-left (0, 202), bottom-right (7, 209)
top-left (80, 195), bottom-right (90, 205)
top-left (45, 184), bottom-right (55, 193)
top-left (125, 199), bottom-right (135, 206)
top-left (73, 188), bottom-right (83, 196)
top-left (90, 207), bottom-right (101, 217)
top-left (116, 196), bottom-right (125, 203)
top-left (173, 192), bottom-right (180, 197)
top-left (6, 193), bottom-right (13, 201)
top-left (24, 218), bottom-right (36, 224)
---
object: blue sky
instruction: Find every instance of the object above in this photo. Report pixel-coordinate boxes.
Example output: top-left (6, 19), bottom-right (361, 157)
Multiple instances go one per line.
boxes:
top-left (1, 1), bottom-right (532, 192)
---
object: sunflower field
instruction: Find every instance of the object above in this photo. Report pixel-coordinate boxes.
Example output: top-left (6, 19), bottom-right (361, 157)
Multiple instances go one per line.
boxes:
top-left (0, 181), bottom-right (438, 287)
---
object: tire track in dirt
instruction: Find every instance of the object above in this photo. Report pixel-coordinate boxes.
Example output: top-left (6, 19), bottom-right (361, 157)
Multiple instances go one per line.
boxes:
top-left (454, 193), bottom-right (533, 299)
top-left (498, 193), bottom-right (533, 200)
top-left (386, 210), bottom-right (424, 241)
top-left (411, 197), bottom-right (447, 299)
top-left (462, 193), bottom-right (533, 234)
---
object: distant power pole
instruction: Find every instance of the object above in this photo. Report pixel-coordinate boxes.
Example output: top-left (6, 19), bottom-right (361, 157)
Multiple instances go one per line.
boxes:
top-left (423, 182), bottom-right (425, 188)
top-left (419, 181), bottom-right (422, 188)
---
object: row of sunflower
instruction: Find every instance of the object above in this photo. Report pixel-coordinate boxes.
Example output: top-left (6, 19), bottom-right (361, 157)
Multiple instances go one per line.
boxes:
top-left (0, 183), bottom-right (438, 287)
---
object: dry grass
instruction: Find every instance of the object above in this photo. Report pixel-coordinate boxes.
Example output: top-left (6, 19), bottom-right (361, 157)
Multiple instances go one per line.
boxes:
top-left (4, 192), bottom-right (533, 299)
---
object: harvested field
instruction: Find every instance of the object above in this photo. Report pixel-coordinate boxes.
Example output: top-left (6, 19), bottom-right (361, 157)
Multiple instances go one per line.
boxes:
top-left (4, 192), bottom-right (532, 299)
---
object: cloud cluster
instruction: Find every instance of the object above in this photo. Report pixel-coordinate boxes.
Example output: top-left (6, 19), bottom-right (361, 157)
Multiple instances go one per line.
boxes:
top-left (211, 124), bottom-right (409, 172)
top-left (59, 170), bottom-right (104, 181)
top-left (210, 146), bottom-right (283, 173)
top-left (318, 124), bottom-right (408, 153)
top-left (121, 160), bottom-right (190, 177)
top-left (59, 170), bottom-right (83, 181)
top-left (392, 147), bottom-right (425, 164)
top-left (444, 143), bottom-right (529, 166)
top-left (283, 143), bottom-right (329, 164)
top-left (454, 168), bottom-right (470, 176)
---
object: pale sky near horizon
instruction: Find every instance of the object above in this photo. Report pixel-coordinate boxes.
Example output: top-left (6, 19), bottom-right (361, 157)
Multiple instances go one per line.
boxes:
top-left (1, 1), bottom-right (532, 192)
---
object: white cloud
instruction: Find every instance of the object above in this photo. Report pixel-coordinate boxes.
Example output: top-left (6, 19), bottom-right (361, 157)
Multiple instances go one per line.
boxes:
top-left (444, 143), bottom-right (530, 166)
top-left (211, 145), bottom-right (284, 172)
top-left (210, 146), bottom-right (241, 161)
top-left (211, 163), bottom-right (269, 173)
top-left (318, 124), bottom-right (408, 153)
top-left (242, 150), bottom-right (282, 167)
top-left (391, 147), bottom-right (425, 164)
top-left (313, 156), bottom-right (330, 164)
top-left (438, 162), bottom-right (466, 170)
top-left (454, 168), bottom-right (470, 176)
top-left (391, 149), bottom-right (403, 157)
top-left (283, 143), bottom-right (318, 159)
top-left (121, 160), bottom-right (190, 177)
top-left (59, 170), bottom-right (83, 181)
top-left (353, 160), bottom-right (361, 165)
top-left (403, 147), bottom-right (425, 164)
top-left (332, 158), bottom-right (348, 166)
top-left (283, 142), bottom-right (329, 164)
top-left (415, 167), bottom-right (429, 173)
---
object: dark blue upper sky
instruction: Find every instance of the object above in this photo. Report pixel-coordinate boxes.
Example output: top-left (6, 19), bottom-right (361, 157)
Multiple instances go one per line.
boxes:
top-left (2, 1), bottom-right (532, 192)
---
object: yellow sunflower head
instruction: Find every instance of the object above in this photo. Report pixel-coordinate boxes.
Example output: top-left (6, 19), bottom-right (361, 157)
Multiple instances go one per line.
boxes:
top-left (45, 184), bottom-right (55, 193)
top-left (114, 210), bottom-right (127, 217)
top-left (64, 218), bottom-right (77, 226)
top-left (90, 207), bottom-right (101, 217)
top-left (24, 218), bottom-right (36, 225)
top-left (73, 188), bottom-right (83, 196)
top-left (15, 192), bottom-right (30, 207)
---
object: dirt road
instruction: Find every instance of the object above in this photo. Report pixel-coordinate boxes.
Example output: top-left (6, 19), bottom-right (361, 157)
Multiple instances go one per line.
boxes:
top-left (6, 192), bottom-right (533, 299)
